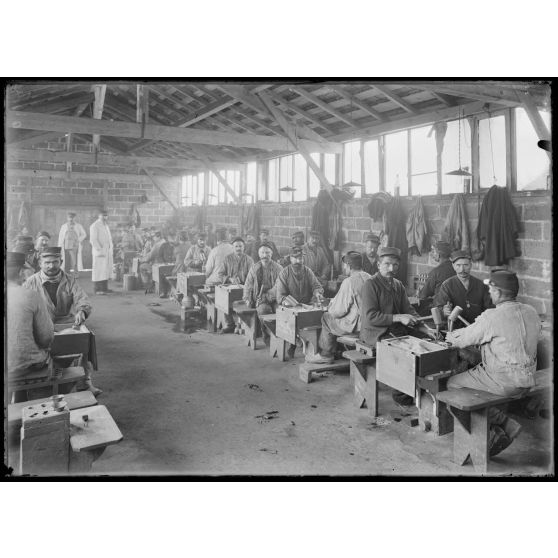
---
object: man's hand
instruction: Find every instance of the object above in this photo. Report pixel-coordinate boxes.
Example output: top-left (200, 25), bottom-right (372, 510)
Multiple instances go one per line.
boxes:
top-left (74, 310), bottom-right (86, 326)
top-left (231, 276), bottom-right (241, 285)
top-left (395, 314), bottom-right (418, 327)
top-left (315, 292), bottom-right (324, 304)
top-left (283, 295), bottom-right (298, 307)
top-left (442, 302), bottom-right (453, 318)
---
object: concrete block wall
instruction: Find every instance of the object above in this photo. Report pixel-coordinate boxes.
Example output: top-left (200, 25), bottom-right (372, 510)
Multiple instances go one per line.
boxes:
top-left (6, 139), bottom-right (180, 234)
top-left (180, 191), bottom-right (552, 319)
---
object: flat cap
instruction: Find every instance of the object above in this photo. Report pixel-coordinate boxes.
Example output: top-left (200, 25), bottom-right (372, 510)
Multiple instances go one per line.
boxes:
top-left (450, 250), bottom-right (472, 263)
top-left (258, 242), bottom-right (273, 251)
top-left (196, 232), bottom-right (207, 239)
top-left (364, 233), bottom-right (380, 244)
top-left (6, 251), bottom-right (26, 267)
top-left (342, 251), bottom-right (363, 268)
top-left (309, 230), bottom-right (320, 237)
top-left (40, 246), bottom-right (63, 257)
top-left (484, 270), bottom-right (519, 293)
top-left (67, 211), bottom-right (77, 217)
top-left (435, 241), bottom-right (452, 256)
top-left (231, 236), bottom-right (245, 244)
top-left (289, 246), bottom-right (304, 257)
top-left (378, 246), bottom-right (401, 259)
top-left (98, 208), bottom-right (108, 215)
top-left (260, 228), bottom-right (270, 235)
top-left (36, 230), bottom-right (51, 239)
top-left (291, 230), bottom-right (305, 238)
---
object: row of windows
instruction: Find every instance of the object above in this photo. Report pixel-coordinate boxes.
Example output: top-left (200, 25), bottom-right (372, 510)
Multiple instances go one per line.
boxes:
top-left (181, 107), bottom-right (550, 206)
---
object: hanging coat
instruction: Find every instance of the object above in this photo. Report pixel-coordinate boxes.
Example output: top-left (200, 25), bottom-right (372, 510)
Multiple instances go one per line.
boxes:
top-left (444, 193), bottom-right (471, 252)
top-left (384, 195), bottom-right (408, 285)
top-left (89, 219), bottom-right (114, 282)
top-left (477, 185), bottom-right (520, 266)
top-left (406, 196), bottom-right (430, 256)
top-left (58, 222), bottom-right (87, 272)
top-left (240, 204), bottom-right (260, 238)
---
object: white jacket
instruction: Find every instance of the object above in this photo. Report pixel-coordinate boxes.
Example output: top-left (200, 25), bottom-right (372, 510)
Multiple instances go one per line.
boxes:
top-left (58, 222), bottom-right (87, 271)
top-left (89, 219), bottom-right (114, 282)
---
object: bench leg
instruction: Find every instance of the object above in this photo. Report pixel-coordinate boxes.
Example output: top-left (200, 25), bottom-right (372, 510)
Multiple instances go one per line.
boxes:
top-left (448, 406), bottom-right (490, 473)
top-left (206, 303), bottom-right (217, 333)
top-left (350, 362), bottom-right (378, 417)
top-left (300, 330), bottom-right (320, 357)
top-left (418, 390), bottom-right (454, 435)
top-left (299, 364), bottom-right (313, 384)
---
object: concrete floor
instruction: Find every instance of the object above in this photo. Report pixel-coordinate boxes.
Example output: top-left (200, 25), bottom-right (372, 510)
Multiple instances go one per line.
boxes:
top-left (22, 273), bottom-right (555, 477)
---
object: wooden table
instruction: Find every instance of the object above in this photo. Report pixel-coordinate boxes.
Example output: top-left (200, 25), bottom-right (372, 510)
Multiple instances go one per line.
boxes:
top-left (275, 305), bottom-right (325, 357)
top-left (259, 314), bottom-right (287, 360)
top-left (197, 287), bottom-right (218, 332)
top-left (232, 301), bottom-right (260, 350)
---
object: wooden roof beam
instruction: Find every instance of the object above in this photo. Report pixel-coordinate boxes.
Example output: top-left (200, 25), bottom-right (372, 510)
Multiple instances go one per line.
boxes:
top-left (290, 86), bottom-right (358, 127)
top-left (7, 132), bottom-right (64, 148)
top-left (371, 84), bottom-right (418, 114)
top-left (92, 84), bottom-right (107, 149)
top-left (326, 85), bottom-right (386, 121)
top-left (520, 92), bottom-right (551, 161)
top-left (9, 91), bottom-right (95, 114)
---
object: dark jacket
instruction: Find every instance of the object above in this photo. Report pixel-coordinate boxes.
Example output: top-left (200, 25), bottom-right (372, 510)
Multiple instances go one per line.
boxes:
top-left (418, 260), bottom-right (456, 300)
top-left (477, 185), bottom-right (520, 266)
top-left (360, 273), bottom-right (419, 345)
top-left (385, 196), bottom-right (408, 285)
top-left (361, 253), bottom-right (378, 276)
top-left (444, 193), bottom-right (471, 252)
top-left (406, 196), bottom-right (430, 256)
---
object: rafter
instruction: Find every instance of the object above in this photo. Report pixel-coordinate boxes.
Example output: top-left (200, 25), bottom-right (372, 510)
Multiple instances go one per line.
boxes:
top-left (9, 91), bottom-right (94, 114)
top-left (92, 84), bottom-right (107, 149)
top-left (189, 146), bottom-right (239, 203)
top-left (371, 84), bottom-right (418, 114)
top-left (7, 132), bottom-right (64, 149)
top-left (520, 93), bottom-right (551, 161)
top-left (326, 85), bottom-right (386, 121)
top-left (143, 168), bottom-right (178, 210)
top-left (290, 86), bottom-right (358, 127)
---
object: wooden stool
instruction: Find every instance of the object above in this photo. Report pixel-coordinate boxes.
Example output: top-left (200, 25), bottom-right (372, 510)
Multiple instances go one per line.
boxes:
top-left (234, 304), bottom-right (260, 350)
top-left (298, 360), bottom-right (350, 384)
top-left (417, 370), bottom-right (455, 435)
top-left (343, 349), bottom-right (377, 416)
top-left (260, 315), bottom-right (287, 361)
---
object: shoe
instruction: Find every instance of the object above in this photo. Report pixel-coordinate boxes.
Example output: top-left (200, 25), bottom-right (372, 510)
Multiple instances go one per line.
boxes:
top-left (392, 391), bottom-right (414, 406)
top-left (87, 385), bottom-right (103, 397)
top-left (489, 426), bottom-right (513, 457)
top-left (305, 353), bottom-right (334, 364)
top-left (503, 417), bottom-right (522, 441)
top-left (219, 326), bottom-right (235, 334)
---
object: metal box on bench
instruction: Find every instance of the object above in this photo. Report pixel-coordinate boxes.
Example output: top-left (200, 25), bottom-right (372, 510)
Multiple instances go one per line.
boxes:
top-left (177, 272), bottom-right (206, 295)
top-left (376, 336), bottom-right (456, 397)
top-left (215, 284), bottom-right (244, 313)
top-left (275, 306), bottom-right (324, 345)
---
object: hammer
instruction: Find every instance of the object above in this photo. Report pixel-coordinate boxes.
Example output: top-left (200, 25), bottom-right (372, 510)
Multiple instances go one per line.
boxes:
top-left (414, 307), bottom-right (444, 339)
top-left (447, 305), bottom-right (470, 332)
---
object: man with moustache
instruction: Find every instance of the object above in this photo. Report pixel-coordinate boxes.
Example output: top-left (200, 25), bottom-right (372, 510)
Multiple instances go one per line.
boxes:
top-left (361, 233), bottom-right (381, 276)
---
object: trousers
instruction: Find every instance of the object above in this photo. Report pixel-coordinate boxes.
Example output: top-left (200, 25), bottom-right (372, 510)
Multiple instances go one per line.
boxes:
top-left (64, 248), bottom-right (78, 272)
top-left (93, 279), bottom-right (108, 293)
top-left (318, 312), bottom-right (353, 357)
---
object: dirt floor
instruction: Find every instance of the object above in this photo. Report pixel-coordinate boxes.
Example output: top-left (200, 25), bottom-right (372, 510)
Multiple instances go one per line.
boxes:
top-left (11, 272), bottom-right (554, 477)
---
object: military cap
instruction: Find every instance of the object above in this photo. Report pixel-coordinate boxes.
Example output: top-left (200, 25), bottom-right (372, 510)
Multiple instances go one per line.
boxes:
top-left (364, 232), bottom-right (381, 244)
top-left (258, 242), bottom-right (273, 251)
top-left (196, 232), bottom-right (207, 239)
top-left (291, 230), bottom-right (305, 238)
top-left (484, 270), bottom-right (519, 294)
top-left (289, 246), bottom-right (304, 257)
top-left (98, 208), bottom-right (108, 215)
top-left (377, 246), bottom-right (401, 259)
top-left (309, 230), bottom-right (320, 238)
top-left (6, 251), bottom-right (26, 267)
top-left (40, 246), bottom-right (63, 257)
top-left (342, 251), bottom-right (363, 268)
top-left (435, 241), bottom-right (452, 257)
top-left (36, 230), bottom-right (51, 239)
top-left (67, 211), bottom-right (77, 217)
top-left (231, 236), bottom-right (245, 245)
top-left (450, 250), bottom-right (472, 263)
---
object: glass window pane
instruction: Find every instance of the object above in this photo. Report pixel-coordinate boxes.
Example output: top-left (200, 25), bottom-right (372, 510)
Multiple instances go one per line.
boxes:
top-left (267, 159), bottom-right (278, 202)
top-left (442, 118), bottom-right (472, 194)
top-left (246, 162), bottom-right (257, 201)
top-left (209, 173), bottom-right (218, 205)
top-left (226, 170), bottom-right (240, 204)
top-left (279, 155), bottom-right (293, 202)
top-left (197, 173), bottom-right (205, 205)
top-left (343, 140), bottom-right (362, 185)
top-left (363, 139), bottom-right (379, 194)
top-left (479, 115), bottom-right (506, 188)
top-left (181, 176), bottom-right (188, 206)
top-left (293, 154), bottom-right (307, 201)
top-left (309, 153), bottom-right (321, 197)
top-left (216, 171), bottom-right (226, 204)
top-left (324, 153), bottom-right (336, 185)
top-left (515, 108), bottom-right (551, 191)
top-left (385, 130), bottom-right (408, 195)
top-left (410, 125), bottom-right (437, 195)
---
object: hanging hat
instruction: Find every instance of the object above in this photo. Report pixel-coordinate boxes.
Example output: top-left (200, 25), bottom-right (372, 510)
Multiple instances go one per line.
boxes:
top-left (289, 246), bottom-right (304, 257)
top-left (40, 246), bottom-right (63, 258)
top-left (483, 270), bottom-right (519, 294)
top-left (342, 251), bottom-right (363, 268)
top-left (450, 250), bottom-right (472, 263)
top-left (363, 233), bottom-right (380, 244)
top-left (435, 241), bottom-right (452, 257)
top-left (7, 251), bottom-right (26, 267)
top-left (377, 246), bottom-right (401, 259)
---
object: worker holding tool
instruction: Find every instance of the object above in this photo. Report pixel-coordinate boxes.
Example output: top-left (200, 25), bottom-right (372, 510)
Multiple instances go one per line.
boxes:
top-left (243, 243), bottom-right (283, 345)
top-left (445, 270), bottom-right (541, 457)
top-left (433, 250), bottom-right (493, 329)
top-left (418, 240), bottom-right (456, 306)
top-left (360, 246), bottom-right (435, 405)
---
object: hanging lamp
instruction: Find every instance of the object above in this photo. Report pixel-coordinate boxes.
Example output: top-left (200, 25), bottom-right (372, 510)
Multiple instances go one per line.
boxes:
top-left (446, 108), bottom-right (472, 176)
top-left (341, 93), bottom-right (364, 192)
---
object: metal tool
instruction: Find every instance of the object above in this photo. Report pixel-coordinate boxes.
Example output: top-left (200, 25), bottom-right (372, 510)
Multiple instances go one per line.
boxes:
top-left (447, 305), bottom-right (470, 332)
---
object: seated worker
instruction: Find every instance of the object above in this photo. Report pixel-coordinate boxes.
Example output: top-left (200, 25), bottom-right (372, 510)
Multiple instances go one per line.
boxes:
top-left (361, 233), bottom-right (380, 276)
top-left (306, 251), bottom-right (372, 364)
top-left (205, 228), bottom-right (234, 285)
top-left (433, 250), bottom-right (493, 328)
top-left (118, 222), bottom-right (143, 273)
top-left (23, 246), bottom-right (101, 396)
top-left (203, 222), bottom-right (216, 249)
top-left (172, 231), bottom-right (192, 275)
top-left (215, 237), bottom-right (255, 334)
top-left (243, 243), bottom-right (283, 345)
top-left (7, 252), bottom-right (54, 398)
top-left (140, 228), bottom-right (152, 254)
top-left (279, 230), bottom-right (305, 267)
top-left (445, 270), bottom-right (541, 457)
top-left (417, 240), bottom-right (456, 306)
top-left (184, 232), bottom-right (211, 273)
top-left (139, 231), bottom-right (172, 295)
top-left (302, 230), bottom-right (331, 289)
top-left (360, 246), bottom-right (434, 405)
top-left (13, 235), bottom-right (37, 282)
top-left (244, 230), bottom-right (258, 261)
top-left (254, 228), bottom-right (280, 262)
top-left (276, 246), bottom-right (325, 358)
top-left (30, 230), bottom-right (51, 272)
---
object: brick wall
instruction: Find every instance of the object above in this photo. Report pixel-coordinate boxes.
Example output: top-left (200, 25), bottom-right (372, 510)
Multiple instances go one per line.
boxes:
top-left (179, 191), bottom-right (553, 319)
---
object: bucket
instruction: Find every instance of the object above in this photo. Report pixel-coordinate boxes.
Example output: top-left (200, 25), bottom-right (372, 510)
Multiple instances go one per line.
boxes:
top-left (123, 274), bottom-right (137, 291)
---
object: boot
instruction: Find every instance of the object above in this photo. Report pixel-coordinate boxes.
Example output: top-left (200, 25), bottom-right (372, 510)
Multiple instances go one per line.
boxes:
top-left (84, 379), bottom-right (103, 397)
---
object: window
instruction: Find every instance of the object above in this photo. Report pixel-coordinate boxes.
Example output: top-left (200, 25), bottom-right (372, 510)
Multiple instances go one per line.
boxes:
top-left (208, 173), bottom-right (218, 205)
top-left (267, 158), bottom-right (278, 201)
top-left (515, 108), bottom-right (551, 190)
top-left (226, 170), bottom-right (240, 203)
top-left (279, 155), bottom-right (293, 203)
top-left (385, 130), bottom-right (408, 195)
top-left (410, 125), bottom-right (437, 195)
top-left (246, 162), bottom-right (257, 201)
top-left (181, 176), bottom-right (188, 206)
top-left (479, 114), bottom-right (506, 188)
top-left (324, 153), bottom-right (336, 185)
top-left (363, 139), bottom-right (380, 195)
top-left (442, 118), bottom-right (472, 194)
top-left (293, 154), bottom-right (308, 201)
top-left (196, 172), bottom-right (205, 205)
top-left (343, 140), bottom-right (362, 185)
top-left (309, 153), bottom-right (321, 197)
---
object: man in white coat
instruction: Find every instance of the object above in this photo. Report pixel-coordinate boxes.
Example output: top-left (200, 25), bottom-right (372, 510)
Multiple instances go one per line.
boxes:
top-left (89, 209), bottom-right (114, 295)
top-left (58, 212), bottom-right (87, 276)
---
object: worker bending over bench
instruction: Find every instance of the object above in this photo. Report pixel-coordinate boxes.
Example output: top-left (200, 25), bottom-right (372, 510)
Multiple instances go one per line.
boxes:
top-left (444, 270), bottom-right (541, 457)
